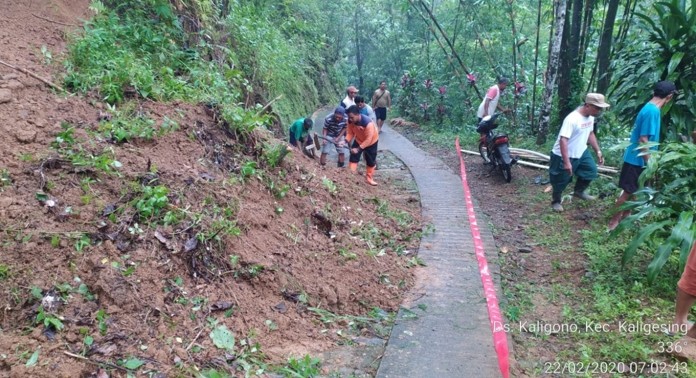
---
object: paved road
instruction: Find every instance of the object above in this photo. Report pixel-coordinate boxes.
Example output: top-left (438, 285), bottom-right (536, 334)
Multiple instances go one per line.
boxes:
top-left (374, 124), bottom-right (502, 378)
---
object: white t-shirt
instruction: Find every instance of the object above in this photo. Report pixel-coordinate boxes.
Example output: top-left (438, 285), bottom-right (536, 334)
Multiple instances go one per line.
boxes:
top-left (476, 85), bottom-right (501, 118)
top-left (551, 110), bottom-right (594, 158)
top-left (342, 96), bottom-right (356, 109)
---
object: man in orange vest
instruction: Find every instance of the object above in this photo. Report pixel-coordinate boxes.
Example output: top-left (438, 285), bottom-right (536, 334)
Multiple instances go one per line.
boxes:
top-left (345, 105), bottom-right (379, 186)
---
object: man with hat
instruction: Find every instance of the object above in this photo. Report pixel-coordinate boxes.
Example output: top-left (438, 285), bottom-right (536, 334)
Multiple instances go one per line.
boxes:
top-left (608, 80), bottom-right (676, 230)
top-left (320, 107), bottom-right (348, 167)
top-left (548, 93), bottom-right (610, 212)
top-left (341, 85), bottom-right (359, 109)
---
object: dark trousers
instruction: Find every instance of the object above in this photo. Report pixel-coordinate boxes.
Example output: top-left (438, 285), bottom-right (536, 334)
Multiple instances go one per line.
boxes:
top-left (548, 149), bottom-right (597, 203)
top-left (349, 141), bottom-right (378, 167)
top-left (289, 134), bottom-right (311, 147)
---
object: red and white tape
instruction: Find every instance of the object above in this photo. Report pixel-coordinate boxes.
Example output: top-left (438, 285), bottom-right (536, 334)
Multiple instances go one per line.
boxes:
top-left (455, 137), bottom-right (510, 378)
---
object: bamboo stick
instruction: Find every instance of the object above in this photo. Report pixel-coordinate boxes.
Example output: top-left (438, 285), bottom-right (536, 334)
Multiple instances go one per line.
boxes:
top-left (0, 59), bottom-right (68, 93)
top-left (460, 148), bottom-right (618, 175)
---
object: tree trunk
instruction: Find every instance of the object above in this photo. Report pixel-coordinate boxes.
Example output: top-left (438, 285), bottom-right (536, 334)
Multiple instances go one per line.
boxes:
top-left (354, 5), bottom-right (364, 90)
top-left (569, 0), bottom-right (583, 61)
top-left (596, 0), bottom-right (620, 94)
top-left (556, 0), bottom-right (574, 121)
top-left (531, 0), bottom-right (543, 131)
top-left (615, 0), bottom-right (637, 48)
top-left (507, 0), bottom-right (519, 126)
top-left (537, 0), bottom-right (567, 145)
top-left (578, 0), bottom-right (594, 75)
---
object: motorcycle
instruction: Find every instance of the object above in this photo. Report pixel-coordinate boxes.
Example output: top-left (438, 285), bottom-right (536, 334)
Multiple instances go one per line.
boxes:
top-left (476, 114), bottom-right (516, 183)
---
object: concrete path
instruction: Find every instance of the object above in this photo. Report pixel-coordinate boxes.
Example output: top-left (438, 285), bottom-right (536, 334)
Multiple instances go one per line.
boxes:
top-left (374, 124), bottom-right (502, 378)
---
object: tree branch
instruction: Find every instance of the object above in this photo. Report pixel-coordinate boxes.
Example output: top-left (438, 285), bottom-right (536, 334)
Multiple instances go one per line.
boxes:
top-left (0, 59), bottom-right (68, 93)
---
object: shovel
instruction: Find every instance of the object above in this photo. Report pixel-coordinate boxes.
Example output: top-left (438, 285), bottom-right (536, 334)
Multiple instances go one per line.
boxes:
top-left (314, 132), bottom-right (346, 147)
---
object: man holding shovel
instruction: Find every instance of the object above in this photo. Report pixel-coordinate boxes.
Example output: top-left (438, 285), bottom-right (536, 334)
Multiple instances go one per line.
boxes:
top-left (320, 107), bottom-right (348, 167)
top-left (289, 117), bottom-right (314, 157)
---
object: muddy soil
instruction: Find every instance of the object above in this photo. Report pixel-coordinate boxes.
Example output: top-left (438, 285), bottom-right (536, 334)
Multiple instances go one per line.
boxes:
top-left (0, 3), bottom-right (423, 377)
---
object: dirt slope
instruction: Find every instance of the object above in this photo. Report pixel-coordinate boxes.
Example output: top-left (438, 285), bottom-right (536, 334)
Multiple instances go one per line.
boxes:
top-left (0, 2), bottom-right (421, 377)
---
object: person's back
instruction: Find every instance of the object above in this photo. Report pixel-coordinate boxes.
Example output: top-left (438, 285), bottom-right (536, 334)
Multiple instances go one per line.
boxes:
top-left (477, 77), bottom-right (509, 120)
top-left (623, 103), bottom-right (661, 167)
top-left (608, 80), bottom-right (676, 230)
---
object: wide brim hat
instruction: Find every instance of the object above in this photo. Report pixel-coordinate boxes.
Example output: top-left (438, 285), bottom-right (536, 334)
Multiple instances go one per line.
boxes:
top-left (585, 93), bottom-right (610, 108)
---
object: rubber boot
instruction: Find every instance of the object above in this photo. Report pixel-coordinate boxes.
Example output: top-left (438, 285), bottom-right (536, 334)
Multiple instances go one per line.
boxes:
top-left (320, 153), bottom-right (327, 166)
top-left (349, 162), bottom-right (358, 173)
top-left (366, 166), bottom-right (378, 186)
top-left (338, 154), bottom-right (345, 168)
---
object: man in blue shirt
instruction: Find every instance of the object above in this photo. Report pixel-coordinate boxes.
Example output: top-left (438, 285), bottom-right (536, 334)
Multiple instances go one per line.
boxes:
top-left (608, 80), bottom-right (676, 230)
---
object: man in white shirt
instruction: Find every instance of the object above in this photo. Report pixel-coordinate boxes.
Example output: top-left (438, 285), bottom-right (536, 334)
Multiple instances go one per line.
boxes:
top-left (477, 77), bottom-right (509, 121)
top-left (341, 86), bottom-right (358, 109)
top-left (548, 93), bottom-right (609, 212)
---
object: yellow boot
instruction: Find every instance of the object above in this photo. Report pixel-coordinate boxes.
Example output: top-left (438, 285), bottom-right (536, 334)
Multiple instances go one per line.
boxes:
top-left (366, 166), bottom-right (378, 186)
top-left (349, 162), bottom-right (358, 173)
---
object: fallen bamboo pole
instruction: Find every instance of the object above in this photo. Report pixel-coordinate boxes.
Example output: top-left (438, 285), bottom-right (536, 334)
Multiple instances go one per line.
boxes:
top-left (515, 159), bottom-right (613, 179)
top-left (460, 148), bottom-right (618, 175)
top-left (509, 147), bottom-right (550, 160)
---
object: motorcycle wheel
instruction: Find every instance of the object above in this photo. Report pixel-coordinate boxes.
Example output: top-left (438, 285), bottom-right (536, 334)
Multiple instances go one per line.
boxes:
top-left (478, 142), bottom-right (491, 164)
top-left (501, 164), bottom-right (512, 183)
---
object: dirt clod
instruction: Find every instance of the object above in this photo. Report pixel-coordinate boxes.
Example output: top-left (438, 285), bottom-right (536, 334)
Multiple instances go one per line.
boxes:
top-left (0, 88), bottom-right (12, 103)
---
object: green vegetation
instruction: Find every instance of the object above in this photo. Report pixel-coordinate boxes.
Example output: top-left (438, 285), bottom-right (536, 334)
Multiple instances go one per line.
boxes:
top-left (371, 197), bottom-right (414, 227)
top-left (308, 306), bottom-right (396, 340)
top-left (322, 177), bottom-right (338, 196)
top-left (277, 355), bottom-right (321, 378)
top-left (0, 264), bottom-right (9, 280)
top-left (613, 142), bottom-right (696, 281)
top-left (98, 104), bottom-right (178, 143)
top-left (0, 169), bottom-right (11, 189)
top-left (65, 0), bottom-right (341, 129)
top-left (134, 184), bottom-right (169, 220)
top-left (497, 175), bottom-right (696, 375)
top-left (35, 306), bottom-right (64, 331)
top-left (612, 0), bottom-right (696, 141)
top-left (50, 123), bottom-right (122, 175)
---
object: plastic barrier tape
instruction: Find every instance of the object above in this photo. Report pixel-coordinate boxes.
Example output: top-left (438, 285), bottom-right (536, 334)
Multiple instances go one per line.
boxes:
top-left (455, 137), bottom-right (510, 378)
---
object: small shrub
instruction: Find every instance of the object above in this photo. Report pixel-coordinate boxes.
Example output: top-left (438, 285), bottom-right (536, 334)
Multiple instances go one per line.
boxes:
top-left (322, 177), bottom-right (338, 196)
top-left (240, 161), bottom-right (257, 181)
top-left (277, 355), bottom-right (321, 378)
top-left (0, 169), bottom-right (12, 189)
top-left (262, 141), bottom-right (290, 169)
top-left (35, 306), bottom-right (64, 331)
top-left (134, 185), bottom-right (169, 219)
top-left (614, 142), bottom-right (696, 282)
top-left (0, 264), bottom-right (9, 280)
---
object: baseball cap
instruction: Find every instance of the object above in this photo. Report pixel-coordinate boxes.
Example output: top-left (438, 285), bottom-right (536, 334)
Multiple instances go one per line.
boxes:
top-left (585, 93), bottom-right (610, 108)
top-left (334, 106), bottom-right (346, 116)
top-left (654, 81), bottom-right (677, 97)
top-left (347, 85), bottom-right (359, 94)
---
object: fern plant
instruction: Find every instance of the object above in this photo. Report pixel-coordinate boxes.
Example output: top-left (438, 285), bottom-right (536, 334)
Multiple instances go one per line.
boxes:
top-left (613, 142), bottom-right (696, 282)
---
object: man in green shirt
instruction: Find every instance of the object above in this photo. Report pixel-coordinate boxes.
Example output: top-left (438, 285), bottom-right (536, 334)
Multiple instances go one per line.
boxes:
top-left (289, 117), bottom-right (313, 151)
